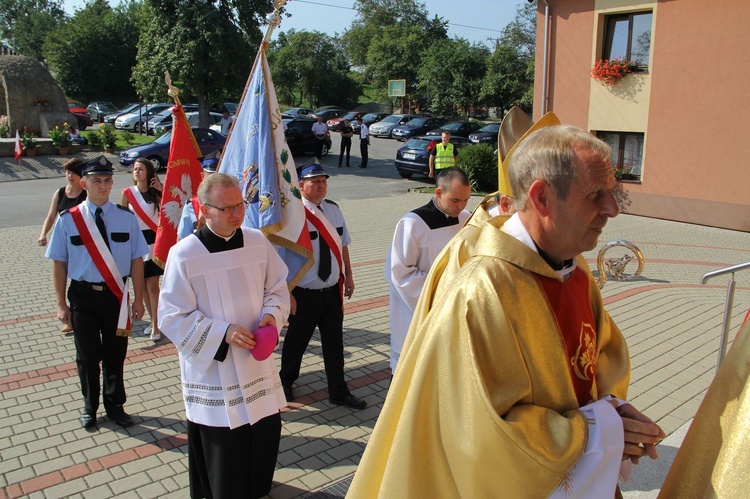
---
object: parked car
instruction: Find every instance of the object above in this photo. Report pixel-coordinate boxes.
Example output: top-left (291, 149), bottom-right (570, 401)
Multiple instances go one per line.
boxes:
top-left (326, 111), bottom-right (366, 131)
top-left (210, 102), bottom-right (238, 115)
top-left (168, 111), bottom-right (222, 136)
top-left (369, 114), bottom-right (419, 138)
top-left (86, 102), bottom-right (119, 122)
top-left (118, 127), bottom-right (226, 171)
top-left (145, 108), bottom-right (176, 135)
top-left (104, 103), bottom-right (139, 125)
top-left (353, 112), bottom-right (388, 132)
top-left (67, 101), bottom-right (87, 115)
top-left (314, 105), bottom-right (346, 113)
top-left (395, 135), bottom-right (473, 179)
top-left (312, 108), bottom-right (346, 122)
top-left (284, 118), bottom-right (332, 156)
top-left (146, 105), bottom-right (199, 135)
top-left (391, 117), bottom-right (447, 141)
top-left (115, 103), bottom-right (172, 132)
top-left (363, 112), bottom-right (389, 125)
top-left (468, 122), bottom-right (501, 147)
top-left (425, 121), bottom-right (483, 138)
top-left (70, 113), bottom-right (93, 131)
top-left (281, 107), bottom-right (314, 119)
top-left (469, 108), bottom-right (489, 119)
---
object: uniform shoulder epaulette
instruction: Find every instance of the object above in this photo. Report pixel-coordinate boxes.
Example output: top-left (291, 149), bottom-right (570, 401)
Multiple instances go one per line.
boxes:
top-left (116, 204), bottom-right (132, 212)
top-left (323, 199), bottom-right (339, 207)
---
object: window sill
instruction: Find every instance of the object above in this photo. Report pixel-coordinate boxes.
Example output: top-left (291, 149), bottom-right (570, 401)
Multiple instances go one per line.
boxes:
top-left (617, 177), bottom-right (641, 184)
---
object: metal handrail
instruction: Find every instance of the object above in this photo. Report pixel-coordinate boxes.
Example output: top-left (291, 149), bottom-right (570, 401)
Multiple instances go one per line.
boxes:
top-left (700, 261), bottom-right (750, 369)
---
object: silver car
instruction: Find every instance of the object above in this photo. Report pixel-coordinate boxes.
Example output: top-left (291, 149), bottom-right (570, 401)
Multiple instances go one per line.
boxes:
top-left (86, 101), bottom-right (119, 123)
top-left (368, 114), bottom-right (419, 138)
top-left (160, 111), bottom-right (223, 136)
top-left (281, 107), bottom-right (314, 119)
top-left (114, 104), bottom-right (172, 132)
top-left (146, 105), bottom-right (199, 135)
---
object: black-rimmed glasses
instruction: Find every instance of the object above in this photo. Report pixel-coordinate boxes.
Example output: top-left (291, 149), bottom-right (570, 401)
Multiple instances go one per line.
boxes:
top-left (204, 201), bottom-right (246, 214)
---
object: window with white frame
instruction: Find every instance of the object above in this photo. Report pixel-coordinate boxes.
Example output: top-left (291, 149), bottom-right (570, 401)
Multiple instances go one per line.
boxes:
top-left (603, 11), bottom-right (652, 68)
top-left (598, 131), bottom-right (644, 181)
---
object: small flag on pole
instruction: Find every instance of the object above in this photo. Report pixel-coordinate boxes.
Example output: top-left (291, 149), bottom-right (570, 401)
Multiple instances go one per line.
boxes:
top-left (151, 105), bottom-right (204, 268)
top-left (14, 129), bottom-right (23, 161)
top-left (219, 48), bottom-right (313, 288)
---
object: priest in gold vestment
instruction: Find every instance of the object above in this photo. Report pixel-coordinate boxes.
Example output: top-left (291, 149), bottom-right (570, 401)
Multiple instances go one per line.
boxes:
top-left (658, 320), bottom-right (750, 497)
top-left (349, 125), bottom-right (665, 498)
top-left (414, 109), bottom-right (561, 317)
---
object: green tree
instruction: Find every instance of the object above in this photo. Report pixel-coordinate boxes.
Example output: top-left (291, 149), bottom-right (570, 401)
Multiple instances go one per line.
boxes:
top-left (500, 2), bottom-right (537, 57)
top-left (0, 0), bottom-right (65, 60)
top-left (344, 0), bottom-right (435, 66)
top-left (480, 3), bottom-right (537, 113)
top-left (416, 38), bottom-right (488, 117)
top-left (268, 30), bottom-right (360, 109)
top-left (131, 0), bottom-right (272, 126)
top-left (479, 44), bottom-right (531, 112)
top-left (43, 0), bottom-right (139, 101)
top-left (343, 0), bottom-right (447, 101)
top-left (520, 55), bottom-right (536, 110)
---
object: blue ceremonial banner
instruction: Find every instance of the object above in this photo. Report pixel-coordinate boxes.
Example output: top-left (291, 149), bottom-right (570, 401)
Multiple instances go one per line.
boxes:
top-left (219, 49), bottom-right (313, 288)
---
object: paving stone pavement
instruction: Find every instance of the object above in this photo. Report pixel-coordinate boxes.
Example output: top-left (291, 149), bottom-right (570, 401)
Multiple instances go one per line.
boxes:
top-left (1, 157), bottom-right (749, 498)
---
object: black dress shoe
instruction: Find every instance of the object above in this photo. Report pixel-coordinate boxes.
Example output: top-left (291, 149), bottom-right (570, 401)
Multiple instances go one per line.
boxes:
top-left (110, 413), bottom-right (134, 427)
top-left (329, 394), bottom-right (367, 410)
top-left (80, 413), bottom-right (96, 429)
top-left (283, 385), bottom-right (294, 402)
top-left (358, 165), bottom-right (367, 168)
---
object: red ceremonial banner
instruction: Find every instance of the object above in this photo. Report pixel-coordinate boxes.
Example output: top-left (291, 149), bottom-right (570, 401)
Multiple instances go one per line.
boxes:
top-left (152, 105), bottom-right (204, 268)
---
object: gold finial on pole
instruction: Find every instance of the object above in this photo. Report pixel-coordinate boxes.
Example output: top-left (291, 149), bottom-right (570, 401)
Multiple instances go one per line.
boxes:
top-left (164, 71), bottom-right (201, 156)
top-left (262, 0), bottom-right (288, 46)
top-left (165, 71), bottom-right (183, 106)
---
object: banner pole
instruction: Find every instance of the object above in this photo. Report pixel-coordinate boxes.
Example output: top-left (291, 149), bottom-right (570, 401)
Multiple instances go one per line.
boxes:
top-left (263, 0), bottom-right (288, 46)
top-left (217, 0), bottom-right (288, 172)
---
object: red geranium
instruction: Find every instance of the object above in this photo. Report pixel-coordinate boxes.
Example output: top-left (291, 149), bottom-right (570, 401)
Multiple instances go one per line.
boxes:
top-left (591, 59), bottom-right (633, 85)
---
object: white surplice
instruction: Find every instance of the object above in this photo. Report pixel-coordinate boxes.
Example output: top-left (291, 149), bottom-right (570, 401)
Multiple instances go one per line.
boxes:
top-left (159, 227), bottom-right (290, 429)
top-left (385, 201), bottom-right (469, 372)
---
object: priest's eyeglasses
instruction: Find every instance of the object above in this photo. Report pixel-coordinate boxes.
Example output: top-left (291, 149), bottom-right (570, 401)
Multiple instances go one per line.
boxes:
top-left (205, 201), bottom-right (246, 214)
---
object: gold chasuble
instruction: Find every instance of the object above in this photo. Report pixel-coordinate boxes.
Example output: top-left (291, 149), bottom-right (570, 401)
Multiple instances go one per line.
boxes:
top-left (413, 195), bottom-right (502, 316)
top-left (348, 217), bottom-right (631, 498)
top-left (659, 321), bottom-right (750, 497)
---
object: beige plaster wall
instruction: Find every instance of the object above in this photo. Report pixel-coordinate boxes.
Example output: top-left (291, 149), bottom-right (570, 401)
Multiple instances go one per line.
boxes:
top-left (588, 1), bottom-right (655, 133)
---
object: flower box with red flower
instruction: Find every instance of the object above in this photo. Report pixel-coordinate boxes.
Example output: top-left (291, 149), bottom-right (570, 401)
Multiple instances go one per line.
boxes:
top-left (591, 59), bottom-right (635, 85)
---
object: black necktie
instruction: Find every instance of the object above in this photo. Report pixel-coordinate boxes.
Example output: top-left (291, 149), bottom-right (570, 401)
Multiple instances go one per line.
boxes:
top-left (317, 205), bottom-right (331, 281)
top-left (95, 207), bottom-right (109, 249)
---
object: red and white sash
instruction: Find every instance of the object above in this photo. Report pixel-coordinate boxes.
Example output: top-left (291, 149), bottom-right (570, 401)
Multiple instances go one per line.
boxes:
top-left (304, 206), bottom-right (345, 303)
top-left (123, 186), bottom-right (158, 232)
top-left (69, 204), bottom-right (132, 336)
